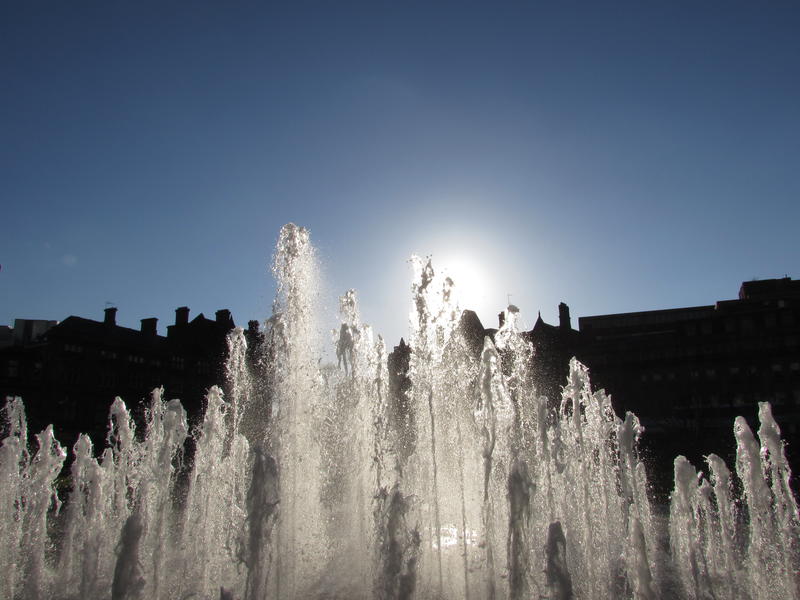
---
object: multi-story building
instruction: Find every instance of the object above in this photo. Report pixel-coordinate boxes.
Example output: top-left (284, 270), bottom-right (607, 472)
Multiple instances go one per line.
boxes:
top-left (0, 306), bottom-right (236, 449)
top-left (578, 277), bottom-right (800, 495)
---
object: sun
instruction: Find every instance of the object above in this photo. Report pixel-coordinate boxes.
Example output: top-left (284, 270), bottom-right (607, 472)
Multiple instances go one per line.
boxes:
top-left (435, 253), bottom-right (494, 320)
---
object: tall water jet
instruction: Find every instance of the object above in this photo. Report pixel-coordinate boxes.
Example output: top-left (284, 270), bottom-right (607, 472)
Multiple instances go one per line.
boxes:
top-left (267, 223), bottom-right (326, 597)
top-left (0, 223), bottom-right (798, 600)
top-left (20, 425), bottom-right (66, 600)
top-left (0, 398), bottom-right (29, 599)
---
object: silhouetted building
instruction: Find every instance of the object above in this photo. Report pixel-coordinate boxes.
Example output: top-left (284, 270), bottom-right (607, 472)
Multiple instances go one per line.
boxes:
top-left (0, 326), bottom-right (12, 349)
top-left (3, 319), bottom-right (58, 348)
top-left (527, 303), bottom-right (582, 404)
top-left (578, 277), bottom-right (800, 495)
top-left (165, 307), bottom-right (236, 418)
top-left (0, 306), bottom-right (236, 448)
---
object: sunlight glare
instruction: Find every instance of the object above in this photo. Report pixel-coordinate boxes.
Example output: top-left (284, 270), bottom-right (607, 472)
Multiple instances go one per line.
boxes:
top-left (435, 253), bottom-right (495, 321)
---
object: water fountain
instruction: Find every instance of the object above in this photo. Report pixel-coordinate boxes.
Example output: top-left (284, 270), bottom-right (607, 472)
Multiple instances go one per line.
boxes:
top-left (1, 223), bottom-right (798, 599)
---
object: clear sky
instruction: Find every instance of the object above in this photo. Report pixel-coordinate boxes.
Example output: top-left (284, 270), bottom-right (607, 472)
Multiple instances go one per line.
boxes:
top-left (2, 1), bottom-right (799, 348)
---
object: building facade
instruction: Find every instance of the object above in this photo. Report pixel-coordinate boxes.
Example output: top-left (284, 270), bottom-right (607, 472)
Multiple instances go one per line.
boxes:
top-left (0, 306), bottom-right (236, 449)
top-left (578, 277), bottom-right (800, 494)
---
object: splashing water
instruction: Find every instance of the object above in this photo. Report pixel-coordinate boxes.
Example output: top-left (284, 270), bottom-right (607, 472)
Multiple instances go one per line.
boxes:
top-left (1, 223), bottom-right (798, 599)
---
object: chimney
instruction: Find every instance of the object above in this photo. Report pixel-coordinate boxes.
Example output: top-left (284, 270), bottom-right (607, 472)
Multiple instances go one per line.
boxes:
top-left (104, 307), bottom-right (117, 326)
top-left (215, 309), bottom-right (233, 327)
top-left (140, 317), bottom-right (158, 336)
top-left (498, 311), bottom-right (505, 328)
top-left (558, 302), bottom-right (571, 330)
top-left (175, 306), bottom-right (190, 326)
top-left (248, 320), bottom-right (260, 334)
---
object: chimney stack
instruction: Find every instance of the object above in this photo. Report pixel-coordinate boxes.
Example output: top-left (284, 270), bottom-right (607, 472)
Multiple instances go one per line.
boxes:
top-left (558, 302), bottom-right (571, 330)
top-left (140, 318), bottom-right (158, 336)
top-left (215, 309), bottom-right (233, 328)
top-left (104, 307), bottom-right (117, 326)
top-left (175, 306), bottom-right (190, 326)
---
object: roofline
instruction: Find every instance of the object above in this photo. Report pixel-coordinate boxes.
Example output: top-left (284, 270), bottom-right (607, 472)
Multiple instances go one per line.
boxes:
top-left (579, 304), bottom-right (715, 323)
top-left (54, 316), bottom-right (165, 338)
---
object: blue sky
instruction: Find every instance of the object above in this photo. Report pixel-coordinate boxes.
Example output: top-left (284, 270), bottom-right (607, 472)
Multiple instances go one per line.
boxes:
top-left (2, 1), bottom-right (799, 348)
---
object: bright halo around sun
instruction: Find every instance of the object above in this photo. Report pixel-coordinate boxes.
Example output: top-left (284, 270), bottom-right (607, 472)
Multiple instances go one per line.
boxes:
top-left (435, 253), bottom-right (494, 319)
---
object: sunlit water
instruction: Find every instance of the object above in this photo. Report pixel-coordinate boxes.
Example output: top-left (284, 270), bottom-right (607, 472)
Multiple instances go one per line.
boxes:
top-left (1, 223), bottom-right (798, 599)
